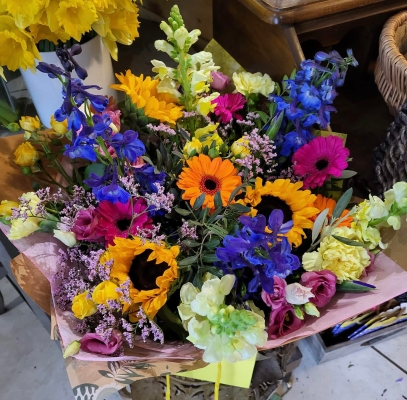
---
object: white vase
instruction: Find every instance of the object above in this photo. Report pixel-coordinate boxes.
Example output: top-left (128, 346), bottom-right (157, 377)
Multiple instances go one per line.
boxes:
top-left (20, 35), bottom-right (116, 128)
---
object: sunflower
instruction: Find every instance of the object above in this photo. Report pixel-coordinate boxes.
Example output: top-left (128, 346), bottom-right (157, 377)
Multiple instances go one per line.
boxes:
top-left (239, 178), bottom-right (319, 247)
top-left (313, 194), bottom-right (352, 227)
top-left (177, 154), bottom-right (242, 210)
top-left (110, 70), bottom-right (183, 124)
top-left (102, 237), bottom-right (179, 320)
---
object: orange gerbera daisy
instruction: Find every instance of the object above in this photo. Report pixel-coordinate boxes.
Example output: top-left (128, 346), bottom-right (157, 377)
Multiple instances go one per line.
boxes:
top-left (177, 154), bottom-right (242, 210)
top-left (313, 194), bottom-right (353, 227)
top-left (110, 70), bottom-right (183, 124)
top-left (239, 178), bottom-right (319, 247)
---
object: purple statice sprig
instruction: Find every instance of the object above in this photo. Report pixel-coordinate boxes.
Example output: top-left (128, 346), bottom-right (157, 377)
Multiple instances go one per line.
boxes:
top-left (180, 219), bottom-right (198, 240)
top-left (135, 307), bottom-right (164, 344)
top-left (144, 183), bottom-right (175, 213)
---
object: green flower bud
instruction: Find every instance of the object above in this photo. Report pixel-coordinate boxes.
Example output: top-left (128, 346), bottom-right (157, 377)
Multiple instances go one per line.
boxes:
top-left (63, 340), bottom-right (81, 359)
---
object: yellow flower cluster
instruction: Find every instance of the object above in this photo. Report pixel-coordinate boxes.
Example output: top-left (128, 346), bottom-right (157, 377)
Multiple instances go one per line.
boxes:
top-left (111, 70), bottom-right (184, 125)
top-left (0, 0), bottom-right (140, 71)
top-left (183, 123), bottom-right (224, 158)
top-left (302, 227), bottom-right (371, 282)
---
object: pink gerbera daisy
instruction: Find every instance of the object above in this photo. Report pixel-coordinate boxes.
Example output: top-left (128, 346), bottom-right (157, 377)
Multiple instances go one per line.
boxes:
top-left (95, 198), bottom-right (153, 245)
top-left (212, 93), bottom-right (246, 123)
top-left (292, 135), bottom-right (349, 189)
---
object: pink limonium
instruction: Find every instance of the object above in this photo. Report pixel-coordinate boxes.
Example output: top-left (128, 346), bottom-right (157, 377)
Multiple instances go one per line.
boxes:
top-left (210, 71), bottom-right (229, 91)
top-left (95, 198), bottom-right (153, 245)
top-left (212, 93), bottom-right (246, 124)
top-left (292, 135), bottom-right (350, 189)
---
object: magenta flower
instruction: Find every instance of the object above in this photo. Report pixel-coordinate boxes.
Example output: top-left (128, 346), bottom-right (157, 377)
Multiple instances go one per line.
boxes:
top-left (267, 303), bottom-right (305, 339)
top-left (261, 276), bottom-right (287, 309)
top-left (300, 270), bottom-right (337, 308)
top-left (80, 331), bottom-right (123, 355)
top-left (292, 135), bottom-right (349, 189)
top-left (72, 207), bottom-right (105, 243)
top-left (212, 93), bottom-right (246, 123)
top-left (95, 198), bottom-right (153, 245)
top-left (210, 71), bottom-right (229, 91)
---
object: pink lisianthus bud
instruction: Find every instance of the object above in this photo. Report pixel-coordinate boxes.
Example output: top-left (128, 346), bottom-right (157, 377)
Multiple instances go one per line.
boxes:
top-left (80, 331), bottom-right (123, 355)
top-left (210, 71), bottom-right (229, 91)
top-left (300, 270), bottom-right (337, 308)
top-left (106, 110), bottom-right (121, 132)
top-left (132, 156), bottom-right (146, 169)
top-left (267, 304), bottom-right (305, 339)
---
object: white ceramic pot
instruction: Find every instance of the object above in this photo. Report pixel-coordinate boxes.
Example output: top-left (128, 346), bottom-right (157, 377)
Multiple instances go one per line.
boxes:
top-left (20, 36), bottom-right (116, 128)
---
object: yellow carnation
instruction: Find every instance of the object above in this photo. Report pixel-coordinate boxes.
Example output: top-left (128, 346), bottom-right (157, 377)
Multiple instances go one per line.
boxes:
top-left (9, 217), bottom-right (42, 240)
top-left (50, 115), bottom-right (68, 135)
top-left (302, 227), bottom-right (371, 283)
top-left (72, 291), bottom-right (97, 320)
top-left (56, 0), bottom-right (98, 41)
top-left (92, 281), bottom-right (120, 305)
top-left (20, 116), bottom-right (41, 132)
top-left (233, 71), bottom-right (275, 96)
top-left (231, 137), bottom-right (251, 158)
top-left (14, 142), bottom-right (39, 167)
top-left (0, 200), bottom-right (19, 217)
top-left (0, 16), bottom-right (41, 71)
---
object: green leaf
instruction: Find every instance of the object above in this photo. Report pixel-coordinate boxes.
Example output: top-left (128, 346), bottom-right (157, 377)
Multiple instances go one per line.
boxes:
top-left (332, 235), bottom-right (365, 247)
top-left (204, 238), bottom-right (220, 249)
top-left (228, 183), bottom-right (245, 204)
top-left (206, 207), bottom-right (224, 224)
top-left (193, 269), bottom-right (203, 289)
top-left (83, 163), bottom-right (106, 184)
top-left (336, 280), bottom-right (376, 292)
top-left (179, 128), bottom-right (190, 142)
top-left (290, 68), bottom-right (297, 79)
top-left (332, 188), bottom-right (353, 219)
top-left (174, 207), bottom-right (191, 216)
top-left (304, 302), bottom-right (320, 317)
top-left (178, 254), bottom-right (199, 267)
top-left (204, 224), bottom-right (228, 238)
top-left (266, 109), bottom-right (285, 140)
top-left (156, 149), bottom-right (163, 170)
top-left (312, 208), bottom-right (329, 243)
top-left (255, 111), bottom-right (268, 123)
top-left (181, 240), bottom-right (201, 248)
top-left (38, 219), bottom-right (58, 233)
top-left (268, 102), bottom-right (276, 118)
top-left (230, 203), bottom-right (251, 213)
top-left (202, 254), bottom-right (219, 263)
top-left (141, 155), bottom-right (155, 166)
top-left (193, 193), bottom-right (206, 210)
top-left (202, 266), bottom-right (223, 277)
top-left (214, 191), bottom-right (223, 210)
top-left (340, 170), bottom-right (358, 179)
top-left (274, 82), bottom-right (281, 96)
top-left (0, 216), bottom-right (10, 225)
top-left (294, 305), bottom-right (304, 320)
top-left (172, 150), bottom-right (184, 159)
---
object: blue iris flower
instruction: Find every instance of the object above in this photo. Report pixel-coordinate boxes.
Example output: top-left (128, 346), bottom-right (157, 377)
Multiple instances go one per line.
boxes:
top-left (64, 137), bottom-right (97, 162)
top-left (215, 212), bottom-right (300, 296)
top-left (111, 130), bottom-right (146, 163)
top-left (134, 164), bottom-right (167, 194)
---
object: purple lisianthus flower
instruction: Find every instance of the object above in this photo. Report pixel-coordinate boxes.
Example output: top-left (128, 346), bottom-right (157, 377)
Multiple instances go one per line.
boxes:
top-left (111, 130), bottom-right (146, 162)
top-left (267, 304), bottom-right (305, 339)
top-left (210, 71), bottom-right (229, 91)
top-left (261, 276), bottom-right (287, 309)
top-left (300, 270), bottom-right (337, 308)
top-left (80, 331), bottom-right (123, 355)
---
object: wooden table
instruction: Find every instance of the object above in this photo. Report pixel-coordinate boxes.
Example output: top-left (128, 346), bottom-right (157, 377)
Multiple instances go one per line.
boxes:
top-left (213, 0), bottom-right (407, 80)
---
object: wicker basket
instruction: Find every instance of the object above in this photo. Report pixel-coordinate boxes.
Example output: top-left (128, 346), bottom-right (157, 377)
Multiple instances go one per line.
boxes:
top-left (375, 11), bottom-right (407, 116)
top-left (373, 102), bottom-right (407, 198)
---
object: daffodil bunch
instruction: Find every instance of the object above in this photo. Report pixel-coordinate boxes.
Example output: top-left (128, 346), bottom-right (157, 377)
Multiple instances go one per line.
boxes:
top-left (151, 5), bottom-right (220, 115)
top-left (0, 0), bottom-right (141, 73)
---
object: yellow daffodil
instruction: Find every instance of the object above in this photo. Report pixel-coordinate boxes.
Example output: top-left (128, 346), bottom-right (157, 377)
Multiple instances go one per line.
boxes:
top-left (1, 0), bottom-right (45, 29)
top-left (56, 0), bottom-right (98, 42)
top-left (0, 15), bottom-right (41, 71)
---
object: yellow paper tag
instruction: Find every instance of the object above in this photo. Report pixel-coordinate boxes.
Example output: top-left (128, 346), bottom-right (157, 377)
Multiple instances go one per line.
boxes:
top-left (175, 354), bottom-right (256, 389)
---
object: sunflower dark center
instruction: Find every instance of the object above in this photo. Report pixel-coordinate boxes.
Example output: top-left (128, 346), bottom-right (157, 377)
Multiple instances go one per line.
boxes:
top-left (200, 175), bottom-right (220, 195)
top-left (256, 195), bottom-right (293, 223)
top-left (116, 218), bottom-right (132, 232)
top-left (129, 249), bottom-right (169, 291)
top-left (315, 158), bottom-right (329, 171)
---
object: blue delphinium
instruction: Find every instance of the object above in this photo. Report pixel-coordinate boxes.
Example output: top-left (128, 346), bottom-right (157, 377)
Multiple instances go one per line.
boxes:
top-left (216, 210), bottom-right (300, 298)
top-left (111, 130), bottom-right (146, 163)
top-left (269, 49), bottom-right (358, 157)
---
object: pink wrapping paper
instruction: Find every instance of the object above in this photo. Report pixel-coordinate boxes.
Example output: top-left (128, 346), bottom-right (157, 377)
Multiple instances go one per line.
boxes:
top-left (3, 224), bottom-right (407, 360)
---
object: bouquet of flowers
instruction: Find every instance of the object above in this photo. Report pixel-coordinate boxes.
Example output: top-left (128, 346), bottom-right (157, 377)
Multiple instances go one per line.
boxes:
top-left (2, 5), bottom-right (407, 368)
top-left (0, 0), bottom-right (140, 76)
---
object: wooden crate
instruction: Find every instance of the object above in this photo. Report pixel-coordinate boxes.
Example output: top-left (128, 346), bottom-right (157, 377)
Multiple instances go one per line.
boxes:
top-left (300, 320), bottom-right (407, 364)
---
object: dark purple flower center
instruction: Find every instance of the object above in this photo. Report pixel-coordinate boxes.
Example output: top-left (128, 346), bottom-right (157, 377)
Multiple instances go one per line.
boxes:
top-left (256, 196), bottom-right (293, 223)
top-left (116, 218), bottom-right (132, 232)
top-left (315, 158), bottom-right (329, 171)
top-left (200, 175), bottom-right (220, 195)
top-left (129, 250), bottom-right (168, 291)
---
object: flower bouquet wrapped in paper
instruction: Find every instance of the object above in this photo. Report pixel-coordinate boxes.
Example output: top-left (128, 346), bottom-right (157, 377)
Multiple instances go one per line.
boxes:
top-left (2, 6), bottom-right (407, 390)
